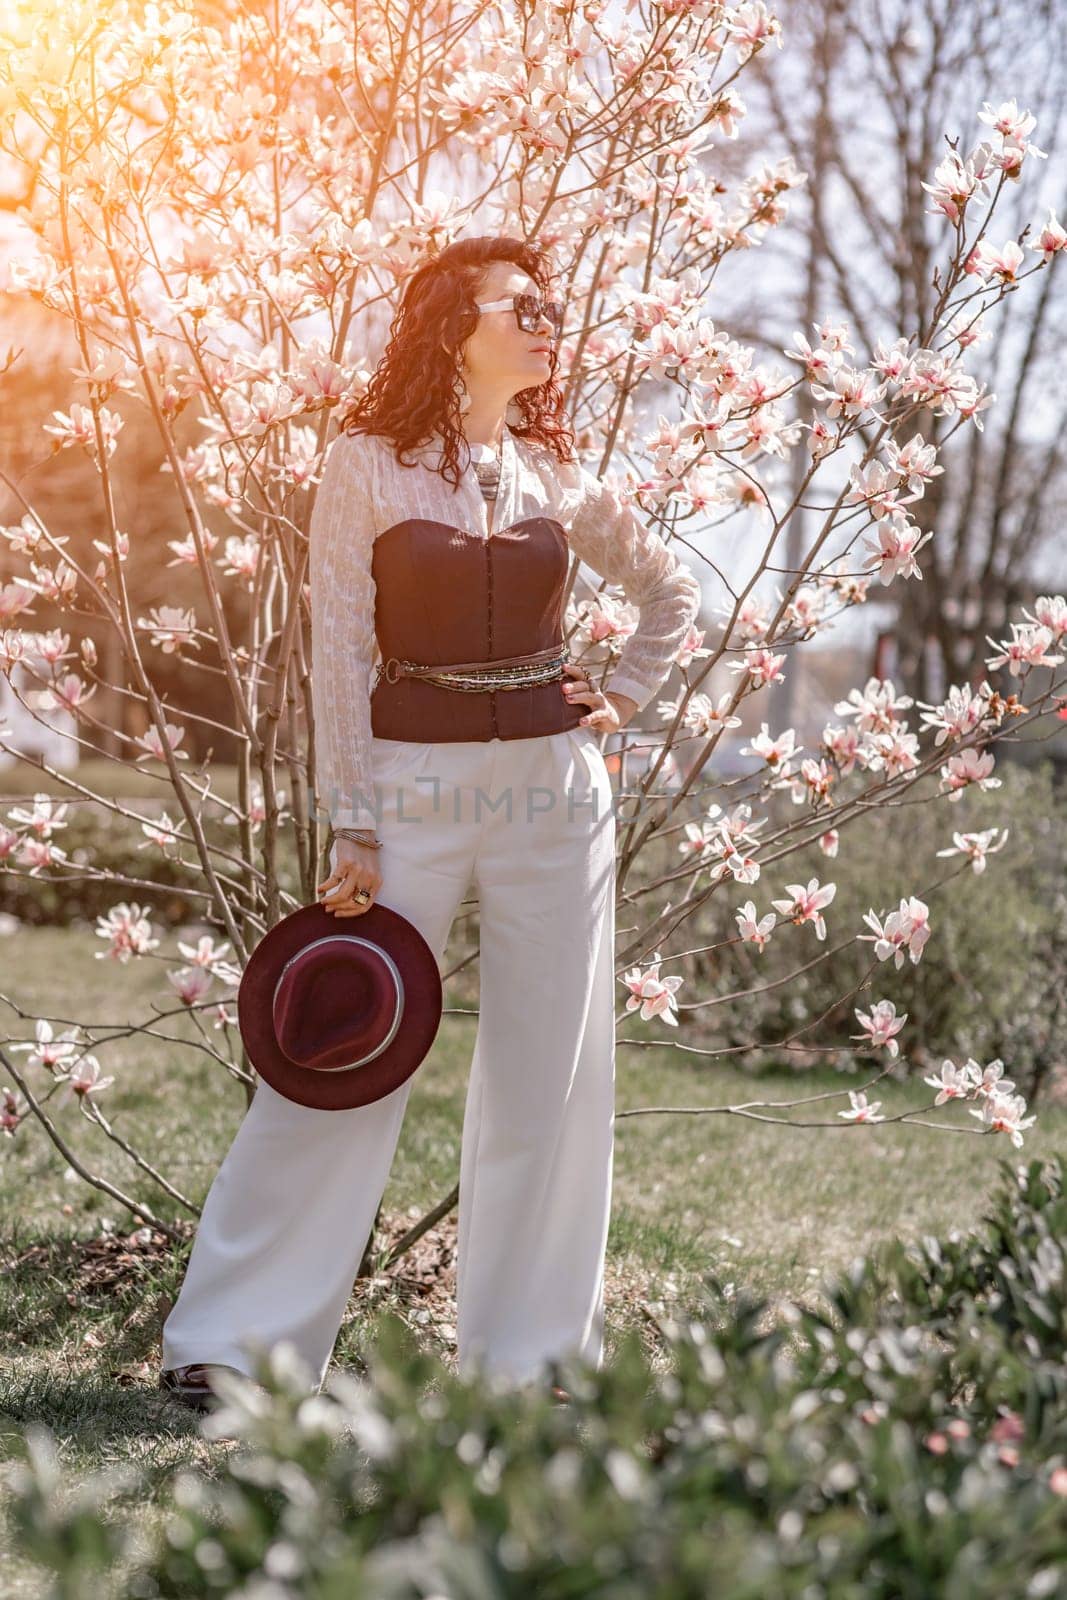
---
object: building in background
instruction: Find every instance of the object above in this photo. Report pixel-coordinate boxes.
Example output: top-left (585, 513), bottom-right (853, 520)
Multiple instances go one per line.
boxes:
top-left (0, 646), bottom-right (79, 772)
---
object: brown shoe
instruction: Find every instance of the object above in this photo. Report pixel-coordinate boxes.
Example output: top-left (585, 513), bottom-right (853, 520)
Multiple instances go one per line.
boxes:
top-left (158, 1364), bottom-right (224, 1412)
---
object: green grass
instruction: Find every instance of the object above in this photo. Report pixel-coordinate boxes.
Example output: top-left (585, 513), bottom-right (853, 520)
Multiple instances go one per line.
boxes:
top-left (2, 923), bottom-right (1065, 1595)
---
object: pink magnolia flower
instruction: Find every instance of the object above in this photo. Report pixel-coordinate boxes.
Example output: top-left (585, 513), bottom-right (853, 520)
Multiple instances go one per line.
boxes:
top-left (166, 527), bottom-right (220, 565)
top-left (678, 818), bottom-right (720, 860)
top-left (7, 793), bottom-right (69, 838)
top-left (939, 746), bottom-right (1001, 800)
top-left (809, 416), bottom-right (844, 460)
top-left (0, 627), bottom-right (28, 671)
top-left (674, 620), bottom-right (711, 669)
top-left (731, 646), bottom-right (786, 689)
top-left (968, 1090), bottom-right (1036, 1148)
top-left (964, 1058), bottom-right (1016, 1100)
top-left (716, 847), bottom-right (760, 885)
top-left (1031, 211), bottom-right (1067, 264)
top-left (780, 582), bottom-right (828, 632)
top-left (58, 1054), bottom-right (115, 1105)
top-left (709, 800), bottom-right (757, 846)
top-left (786, 330), bottom-right (845, 384)
top-left (821, 723), bottom-right (861, 774)
top-left (32, 628), bottom-right (72, 665)
top-left (744, 723), bottom-right (799, 768)
top-left (577, 595), bottom-right (638, 648)
top-left (918, 683), bottom-right (992, 745)
top-left (720, 594), bottom-right (771, 642)
top-left (818, 829), bottom-right (839, 857)
top-left (935, 826), bottom-right (1009, 873)
top-left (985, 621), bottom-right (1063, 676)
top-left (883, 432), bottom-right (944, 496)
top-left (290, 351), bottom-right (348, 407)
top-left (838, 1090), bottom-right (884, 1124)
top-left (853, 999), bottom-right (907, 1058)
top-left (921, 147), bottom-right (991, 225)
top-left (795, 756), bottom-right (835, 806)
top-left (17, 837), bottom-right (69, 871)
top-left (735, 900), bottom-right (776, 951)
top-left (136, 605), bottom-right (200, 655)
top-left (818, 312), bottom-right (859, 356)
top-left (728, 1), bottom-right (784, 62)
top-left (94, 902), bottom-right (160, 963)
top-left (861, 728), bottom-right (921, 781)
top-left (862, 517), bottom-right (933, 585)
top-left (846, 460), bottom-right (916, 521)
top-left (177, 933), bottom-right (234, 969)
top-left (870, 331), bottom-right (915, 380)
top-left (966, 238), bottom-right (1027, 284)
top-left (35, 672), bottom-right (96, 715)
top-left (167, 967), bottom-right (213, 1005)
top-left (0, 581), bottom-right (39, 624)
top-left (859, 896), bottom-right (931, 968)
top-left (90, 530), bottom-right (129, 563)
top-left (135, 721), bottom-right (188, 762)
top-left (978, 98), bottom-right (1041, 149)
top-left (1021, 594), bottom-right (1067, 638)
top-left (923, 1060), bottom-right (972, 1104)
top-left (43, 403), bottom-right (123, 460)
top-left (221, 534), bottom-right (260, 588)
top-left (770, 877), bottom-right (836, 940)
top-left (810, 364), bottom-right (887, 420)
top-left (979, 98), bottom-right (1049, 170)
top-left (834, 677), bottom-right (914, 733)
top-left (0, 515), bottom-right (48, 557)
top-left (9, 1017), bottom-right (81, 1073)
top-left (953, 372), bottom-right (998, 425)
top-left (139, 812), bottom-right (184, 855)
top-left (682, 691), bottom-right (743, 736)
top-left (621, 952), bottom-right (684, 1027)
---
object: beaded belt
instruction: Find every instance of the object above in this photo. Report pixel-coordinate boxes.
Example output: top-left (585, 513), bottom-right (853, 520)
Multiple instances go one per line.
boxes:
top-left (374, 643), bottom-right (568, 694)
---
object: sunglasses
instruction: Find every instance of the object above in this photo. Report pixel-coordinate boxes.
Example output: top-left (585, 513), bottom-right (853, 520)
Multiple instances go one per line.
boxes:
top-left (474, 292), bottom-right (565, 340)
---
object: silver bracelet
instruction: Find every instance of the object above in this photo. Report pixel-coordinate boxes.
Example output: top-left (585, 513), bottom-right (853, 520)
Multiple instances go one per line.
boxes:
top-left (333, 827), bottom-right (383, 850)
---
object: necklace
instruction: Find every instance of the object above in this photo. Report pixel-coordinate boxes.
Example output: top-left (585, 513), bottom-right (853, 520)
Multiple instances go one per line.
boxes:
top-left (469, 443), bottom-right (502, 517)
top-left (465, 436), bottom-right (505, 535)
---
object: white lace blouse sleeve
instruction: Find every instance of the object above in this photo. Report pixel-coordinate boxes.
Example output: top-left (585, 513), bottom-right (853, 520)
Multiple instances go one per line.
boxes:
top-left (308, 430), bottom-right (380, 833)
top-left (551, 453), bottom-right (703, 712)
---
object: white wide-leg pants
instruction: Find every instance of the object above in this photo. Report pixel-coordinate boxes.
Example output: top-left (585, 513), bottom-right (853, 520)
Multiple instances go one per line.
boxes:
top-left (161, 726), bottom-right (617, 1393)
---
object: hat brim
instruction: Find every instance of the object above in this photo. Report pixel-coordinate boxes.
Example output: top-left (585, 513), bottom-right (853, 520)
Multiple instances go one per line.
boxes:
top-left (237, 900), bottom-right (443, 1110)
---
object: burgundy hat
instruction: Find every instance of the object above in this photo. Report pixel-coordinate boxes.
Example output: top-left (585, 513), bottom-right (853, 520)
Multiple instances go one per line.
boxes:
top-left (237, 900), bottom-right (443, 1111)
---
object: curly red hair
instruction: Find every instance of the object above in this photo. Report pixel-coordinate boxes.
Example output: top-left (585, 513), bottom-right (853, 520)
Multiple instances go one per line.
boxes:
top-left (337, 235), bottom-right (576, 488)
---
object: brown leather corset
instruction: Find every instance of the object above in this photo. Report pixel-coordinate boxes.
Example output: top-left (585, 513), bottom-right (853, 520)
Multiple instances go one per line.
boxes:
top-left (369, 515), bottom-right (587, 743)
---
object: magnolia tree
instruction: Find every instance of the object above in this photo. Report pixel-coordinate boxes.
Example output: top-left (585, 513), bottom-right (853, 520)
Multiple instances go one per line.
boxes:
top-left (0, 0), bottom-right (1064, 1248)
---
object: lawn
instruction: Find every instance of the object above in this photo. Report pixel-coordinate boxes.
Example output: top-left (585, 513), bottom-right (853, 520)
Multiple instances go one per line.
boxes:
top-left (2, 921), bottom-right (1063, 1596)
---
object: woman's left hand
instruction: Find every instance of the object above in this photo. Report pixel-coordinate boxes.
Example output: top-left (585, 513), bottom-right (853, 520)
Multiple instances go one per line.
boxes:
top-left (561, 662), bottom-right (638, 731)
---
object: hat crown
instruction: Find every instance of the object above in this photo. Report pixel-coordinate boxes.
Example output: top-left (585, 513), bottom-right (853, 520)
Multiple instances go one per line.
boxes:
top-left (272, 935), bottom-right (404, 1073)
top-left (237, 899), bottom-right (442, 1111)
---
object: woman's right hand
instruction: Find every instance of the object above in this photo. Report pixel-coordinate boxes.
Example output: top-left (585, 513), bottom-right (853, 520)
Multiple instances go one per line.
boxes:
top-left (316, 837), bottom-right (383, 917)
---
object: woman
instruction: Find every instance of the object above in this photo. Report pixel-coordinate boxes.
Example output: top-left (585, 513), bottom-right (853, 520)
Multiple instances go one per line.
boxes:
top-left (159, 235), bottom-right (702, 1410)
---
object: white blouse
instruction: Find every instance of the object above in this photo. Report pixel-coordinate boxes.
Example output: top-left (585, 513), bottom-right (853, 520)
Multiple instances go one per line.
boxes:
top-left (308, 423), bottom-right (703, 831)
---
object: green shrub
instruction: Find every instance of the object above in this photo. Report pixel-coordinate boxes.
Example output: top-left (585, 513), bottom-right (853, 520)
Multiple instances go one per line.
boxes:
top-left (0, 804), bottom-right (305, 929)
top-left (683, 758), bottom-right (1066, 1101)
top-left (7, 1156), bottom-right (1067, 1597)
